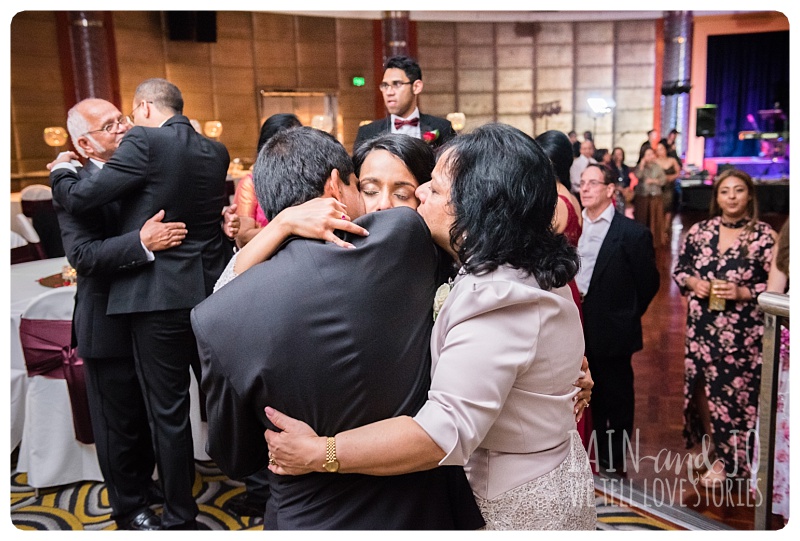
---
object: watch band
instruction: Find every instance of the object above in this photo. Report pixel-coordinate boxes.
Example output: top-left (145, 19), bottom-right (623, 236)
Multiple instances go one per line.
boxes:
top-left (326, 436), bottom-right (337, 464)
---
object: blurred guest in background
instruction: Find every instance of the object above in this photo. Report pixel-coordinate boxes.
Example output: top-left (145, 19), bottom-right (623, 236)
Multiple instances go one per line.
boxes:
top-left (609, 147), bottom-right (634, 218)
top-left (655, 141), bottom-right (681, 236)
top-left (569, 139), bottom-right (596, 196)
top-left (568, 130), bottom-right (581, 158)
top-left (634, 147), bottom-right (666, 248)
top-left (233, 114), bottom-right (301, 248)
top-left (665, 128), bottom-right (682, 168)
top-left (638, 129), bottom-right (662, 161)
top-left (672, 169), bottom-right (775, 487)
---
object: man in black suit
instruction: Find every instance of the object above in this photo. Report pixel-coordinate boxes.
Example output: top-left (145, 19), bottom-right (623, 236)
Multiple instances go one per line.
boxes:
top-left (353, 55), bottom-right (456, 152)
top-left (192, 127), bottom-right (483, 530)
top-left (576, 163), bottom-right (660, 477)
top-left (52, 98), bottom-right (190, 530)
top-left (50, 79), bottom-right (232, 530)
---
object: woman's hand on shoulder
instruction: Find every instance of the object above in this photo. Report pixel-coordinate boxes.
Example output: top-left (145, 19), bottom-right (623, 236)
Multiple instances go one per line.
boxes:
top-left (273, 198), bottom-right (369, 249)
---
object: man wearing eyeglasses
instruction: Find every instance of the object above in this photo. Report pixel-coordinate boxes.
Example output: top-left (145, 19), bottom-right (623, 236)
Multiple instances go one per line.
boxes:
top-left (49, 79), bottom-right (232, 530)
top-left (50, 98), bottom-right (191, 530)
top-left (353, 55), bottom-right (456, 152)
top-left (575, 163), bottom-right (659, 479)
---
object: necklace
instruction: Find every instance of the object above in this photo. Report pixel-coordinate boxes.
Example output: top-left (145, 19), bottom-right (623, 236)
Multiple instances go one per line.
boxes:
top-left (720, 217), bottom-right (749, 229)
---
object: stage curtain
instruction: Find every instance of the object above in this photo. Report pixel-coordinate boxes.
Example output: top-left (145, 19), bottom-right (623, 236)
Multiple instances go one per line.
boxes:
top-left (705, 31), bottom-right (789, 157)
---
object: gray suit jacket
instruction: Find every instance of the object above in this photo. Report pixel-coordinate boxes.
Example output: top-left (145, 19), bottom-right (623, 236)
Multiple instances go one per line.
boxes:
top-left (192, 207), bottom-right (483, 530)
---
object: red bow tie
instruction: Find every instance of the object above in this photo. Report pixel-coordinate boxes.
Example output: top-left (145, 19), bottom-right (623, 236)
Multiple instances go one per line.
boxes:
top-left (394, 117), bottom-right (420, 129)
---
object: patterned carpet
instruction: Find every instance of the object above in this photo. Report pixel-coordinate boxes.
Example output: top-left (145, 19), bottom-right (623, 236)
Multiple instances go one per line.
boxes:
top-left (9, 460), bottom-right (678, 531)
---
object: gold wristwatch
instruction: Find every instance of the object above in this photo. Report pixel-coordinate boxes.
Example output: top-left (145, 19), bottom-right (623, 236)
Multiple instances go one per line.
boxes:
top-left (322, 436), bottom-right (339, 472)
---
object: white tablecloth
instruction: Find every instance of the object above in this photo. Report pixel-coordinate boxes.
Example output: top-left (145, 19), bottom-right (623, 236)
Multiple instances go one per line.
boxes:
top-left (9, 257), bottom-right (209, 460)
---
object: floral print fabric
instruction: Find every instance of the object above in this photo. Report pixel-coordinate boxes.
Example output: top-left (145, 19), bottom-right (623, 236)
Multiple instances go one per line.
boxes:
top-left (672, 217), bottom-right (774, 478)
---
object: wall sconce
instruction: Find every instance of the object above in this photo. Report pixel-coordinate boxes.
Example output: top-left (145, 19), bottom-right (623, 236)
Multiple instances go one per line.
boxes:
top-left (204, 121), bottom-right (223, 139)
top-left (359, 120), bottom-right (372, 127)
top-left (446, 112), bottom-right (466, 132)
top-left (311, 115), bottom-right (334, 133)
top-left (43, 127), bottom-right (68, 153)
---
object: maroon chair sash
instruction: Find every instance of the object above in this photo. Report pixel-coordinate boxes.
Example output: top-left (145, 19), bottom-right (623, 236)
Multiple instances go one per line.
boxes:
top-left (19, 318), bottom-right (94, 444)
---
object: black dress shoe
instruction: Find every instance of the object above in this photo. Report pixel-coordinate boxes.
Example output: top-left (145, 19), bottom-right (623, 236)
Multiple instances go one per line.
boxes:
top-left (121, 509), bottom-right (162, 531)
top-left (226, 492), bottom-right (267, 518)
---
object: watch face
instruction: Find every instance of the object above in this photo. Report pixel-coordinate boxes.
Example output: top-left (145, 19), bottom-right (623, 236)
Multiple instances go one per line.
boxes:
top-left (323, 460), bottom-right (339, 473)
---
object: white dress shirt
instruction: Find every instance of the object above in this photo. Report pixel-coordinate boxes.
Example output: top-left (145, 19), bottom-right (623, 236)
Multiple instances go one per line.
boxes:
top-left (575, 201), bottom-right (615, 295)
top-left (390, 107), bottom-right (421, 139)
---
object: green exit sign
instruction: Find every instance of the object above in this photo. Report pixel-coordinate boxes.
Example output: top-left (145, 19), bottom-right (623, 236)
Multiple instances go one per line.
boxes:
top-left (352, 76), bottom-right (365, 87)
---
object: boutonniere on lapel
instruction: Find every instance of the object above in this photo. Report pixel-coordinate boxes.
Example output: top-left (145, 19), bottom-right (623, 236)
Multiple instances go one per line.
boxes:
top-left (432, 279), bottom-right (453, 321)
top-left (422, 129), bottom-right (440, 145)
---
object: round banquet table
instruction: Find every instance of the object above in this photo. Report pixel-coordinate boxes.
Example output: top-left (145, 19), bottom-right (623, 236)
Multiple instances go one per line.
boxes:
top-left (9, 257), bottom-right (209, 460)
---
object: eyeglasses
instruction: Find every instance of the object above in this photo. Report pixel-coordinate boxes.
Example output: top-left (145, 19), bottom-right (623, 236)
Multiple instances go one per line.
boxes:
top-left (81, 117), bottom-right (127, 136)
top-left (379, 81), bottom-right (413, 92)
top-left (578, 179), bottom-right (611, 189)
top-left (125, 100), bottom-right (153, 125)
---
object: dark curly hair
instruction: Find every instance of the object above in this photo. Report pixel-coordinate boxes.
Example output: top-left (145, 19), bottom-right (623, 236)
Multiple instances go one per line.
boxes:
top-left (442, 123), bottom-right (579, 290)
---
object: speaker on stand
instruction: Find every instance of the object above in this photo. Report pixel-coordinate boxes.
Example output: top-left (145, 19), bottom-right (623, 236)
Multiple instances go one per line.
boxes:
top-left (696, 105), bottom-right (717, 164)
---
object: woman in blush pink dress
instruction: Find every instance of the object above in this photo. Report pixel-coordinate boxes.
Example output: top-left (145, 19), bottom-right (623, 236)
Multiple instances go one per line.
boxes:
top-left (232, 114), bottom-right (301, 247)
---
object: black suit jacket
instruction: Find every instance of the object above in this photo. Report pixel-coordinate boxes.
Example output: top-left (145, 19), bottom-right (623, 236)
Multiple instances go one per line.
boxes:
top-left (192, 207), bottom-right (482, 530)
top-left (51, 115), bottom-right (231, 315)
top-left (53, 160), bottom-right (151, 358)
top-left (581, 211), bottom-right (660, 359)
top-left (353, 113), bottom-right (456, 152)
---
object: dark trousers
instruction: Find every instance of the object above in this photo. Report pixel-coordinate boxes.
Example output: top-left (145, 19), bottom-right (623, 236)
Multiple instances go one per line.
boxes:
top-left (130, 309), bottom-right (198, 529)
top-left (84, 355), bottom-right (155, 524)
top-left (589, 353), bottom-right (635, 476)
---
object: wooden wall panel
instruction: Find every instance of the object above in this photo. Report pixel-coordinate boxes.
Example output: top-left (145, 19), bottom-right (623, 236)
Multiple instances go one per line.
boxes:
top-left (497, 69), bottom-right (534, 92)
top-left (456, 23), bottom-right (494, 45)
top-left (576, 21), bottom-right (614, 43)
top-left (497, 92), bottom-right (533, 114)
top-left (458, 46), bottom-right (495, 69)
top-left (458, 70), bottom-right (495, 93)
top-left (10, 11), bottom-right (665, 182)
top-left (497, 46), bottom-right (534, 69)
top-left (536, 44), bottom-right (573, 67)
top-left (495, 23), bottom-right (534, 45)
top-left (416, 21), bottom-right (456, 45)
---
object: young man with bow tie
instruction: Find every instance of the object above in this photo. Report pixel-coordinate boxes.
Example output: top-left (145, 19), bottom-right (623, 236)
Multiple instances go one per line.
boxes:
top-left (353, 55), bottom-right (456, 152)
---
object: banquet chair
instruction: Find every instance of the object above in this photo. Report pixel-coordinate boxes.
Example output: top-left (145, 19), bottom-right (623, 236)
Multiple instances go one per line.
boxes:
top-left (10, 230), bottom-right (41, 264)
top-left (16, 287), bottom-right (103, 493)
top-left (13, 214), bottom-right (46, 261)
top-left (20, 184), bottom-right (64, 258)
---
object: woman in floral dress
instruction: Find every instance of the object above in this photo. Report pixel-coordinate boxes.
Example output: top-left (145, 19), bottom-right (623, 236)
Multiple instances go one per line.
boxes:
top-left (673, 169), bottom-right (776, 486)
